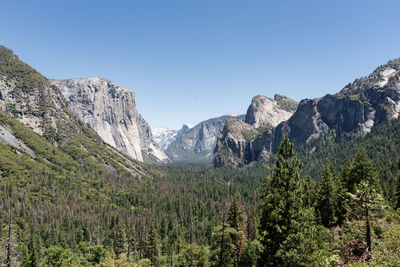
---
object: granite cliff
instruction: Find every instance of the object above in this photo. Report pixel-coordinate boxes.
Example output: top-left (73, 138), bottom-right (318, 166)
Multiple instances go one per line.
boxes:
top-left (51, 78), bottom-right (168, 162)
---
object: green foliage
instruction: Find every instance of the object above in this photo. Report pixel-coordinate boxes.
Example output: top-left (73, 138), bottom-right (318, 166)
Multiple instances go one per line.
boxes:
top-left (173, 243), bottom-right (209, 267)
top-left (144, 224), bottom-right (160, 266)
top-left (42, 246), bottom-right (80, 267)
top-left (297, 118), bottom-right (400, 205)
top-left (316, 165), bottom-right (347, 227)
top-left (22, 236), bottom-right (39, 267)
top-left (394, 174), bottom-right (400, 210)
top-left (258, 137), bottom-right (324, 266)
top-left (241, 129), bottom-right (260, 142)
top-left (237, 240), bottom-right (262, 267)
top-left (0, 46), bottom-right (48, 90)
top-left (276, 98), bottom-right (298, 112)
top-left (346, 149), bottom-right (378, 193)
top-left (209, 223), bottom-right (238, 267)
top-left (227, 197), bottom-right (242, 231)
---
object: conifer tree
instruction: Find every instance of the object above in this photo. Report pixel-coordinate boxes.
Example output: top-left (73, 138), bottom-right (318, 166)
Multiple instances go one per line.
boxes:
top-left (227, 197), bottom-right (242, 231)
top-left (22, 236), bottom-right (39, 267)
top-left (345, 149), bottom-right (383, 260)
top-left (347, 149), bottom-right (378, 193)
top-left (258, 137), bottom-right (321, 266)
top-left (317, 165), bottom-right (347, 228)
top-left (349, 180), bottom-right (385, 260)
top-left (145, 223), bottom-right (160, 266)
top-left (113, 226), bottom-right (127, 256)
top-left (209, 221), bottom-right (237, 267)
top-left (395, 174), bottom-right (400, 210)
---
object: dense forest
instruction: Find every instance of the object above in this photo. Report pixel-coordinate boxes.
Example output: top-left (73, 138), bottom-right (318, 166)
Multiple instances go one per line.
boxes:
top-left (2, 116), bottom-right (400, 266)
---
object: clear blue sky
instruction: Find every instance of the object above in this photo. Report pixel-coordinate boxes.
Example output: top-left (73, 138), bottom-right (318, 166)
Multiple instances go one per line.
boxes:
top-left (2, 1), bottom-right (400, 129)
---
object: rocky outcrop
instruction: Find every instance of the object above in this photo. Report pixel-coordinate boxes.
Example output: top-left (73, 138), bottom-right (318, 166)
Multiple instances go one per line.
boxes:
top-left (213, 118), bottom-right (256, 167)
top-left (0, 46), bottom-right (72, 142)
top-left (165, 115), bottom-right (244, 162)
top-left (214, 95), bottom-right (297, 167)
top-left (51, 78), bottom-right (168, 162)
top-left (245, 95), bottom-right (293, 127)
top-left (214, 59), bottom-right (400, 167)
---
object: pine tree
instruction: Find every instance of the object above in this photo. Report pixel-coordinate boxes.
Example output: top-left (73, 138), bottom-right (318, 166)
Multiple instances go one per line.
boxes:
top-left (113, 225), bottom-right (127, 256)
top-left (209, 221), bottom-right (237, 267)
top-left (145, 223), bottom-right (160, 266)
top-left (22, 236), bottom-right (39, 267)
top-left (316, 165), bottom-right (347, 228)
top-left (348, 180), bottom-right (385, 260)
top-left (227, 197), bottom-right (242, 231)
top-left (395, 174), bottom-right (400, 210)
top-left (347, 149), bottom-right (378, 193)
top-left (345, 149), bottom-right (383, 261)
top-left (258, 137), bottom-right (321, 266)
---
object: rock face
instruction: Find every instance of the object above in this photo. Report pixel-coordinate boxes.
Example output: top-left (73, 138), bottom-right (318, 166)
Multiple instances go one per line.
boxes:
top-left (0, 46), bottom-right (72, 141)
top-left (214, 94), bottom-right (297, 167)
top-left (213, 118), bottom-right (256, 167)
top-left (51, 78), bottom-right (168, 162)
top-left (214, 59), bottom-right (400, 167)
top-left (164, 115), bottom-right (244, 162)
top-left (245, 95), bottom-right (294, 127)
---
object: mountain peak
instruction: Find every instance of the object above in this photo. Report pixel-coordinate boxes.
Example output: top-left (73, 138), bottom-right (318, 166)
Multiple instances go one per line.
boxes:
top-left (245, 94), bottom-right (295, 128)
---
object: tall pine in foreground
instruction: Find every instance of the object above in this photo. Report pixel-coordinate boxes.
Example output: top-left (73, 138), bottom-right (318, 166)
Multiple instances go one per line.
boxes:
top-left (346, 149), bottom-right (383, 261)
top-left (345, 149), bottom-right (378, 193)
top-left (258, 137), bottom-right (322, 266)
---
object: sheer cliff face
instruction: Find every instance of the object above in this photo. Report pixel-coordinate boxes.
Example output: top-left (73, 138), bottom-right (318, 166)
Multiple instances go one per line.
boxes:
top-left (51, 78), bottom-right (167, 162)
top-left (214, 60), bottom-right (400, 167)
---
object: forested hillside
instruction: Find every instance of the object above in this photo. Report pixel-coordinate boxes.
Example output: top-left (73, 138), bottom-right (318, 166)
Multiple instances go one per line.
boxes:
top-left (298, 117), bottom-right (400, 204)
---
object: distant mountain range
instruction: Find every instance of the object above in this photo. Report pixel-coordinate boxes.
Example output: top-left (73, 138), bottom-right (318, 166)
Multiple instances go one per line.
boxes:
top-left (152, 124), bottom-right (193, 151)
top-left (156, 114), bottom-right (246, 162)
top-left (151, 94), bottom-right (298, 163)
